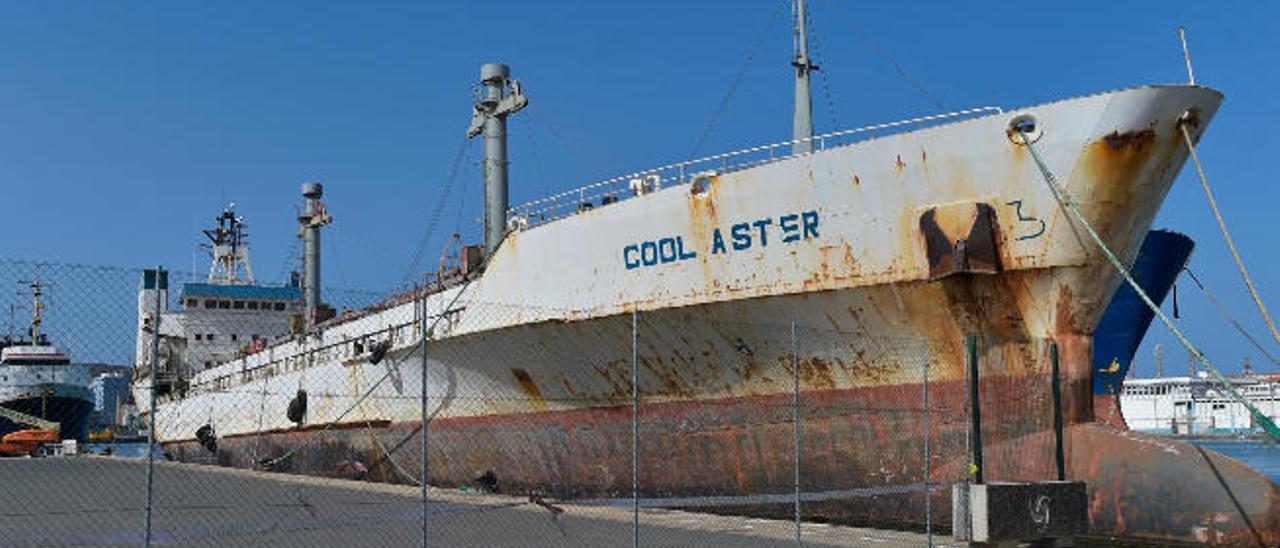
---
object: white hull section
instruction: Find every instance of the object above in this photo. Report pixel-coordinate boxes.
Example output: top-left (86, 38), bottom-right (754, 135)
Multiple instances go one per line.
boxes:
top-left (138, 86), bottom-right (1224, 446)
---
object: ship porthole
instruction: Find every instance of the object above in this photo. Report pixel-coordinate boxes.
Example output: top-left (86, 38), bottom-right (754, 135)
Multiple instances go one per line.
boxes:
top-left (1006, 114), bottom-right (1042, 145)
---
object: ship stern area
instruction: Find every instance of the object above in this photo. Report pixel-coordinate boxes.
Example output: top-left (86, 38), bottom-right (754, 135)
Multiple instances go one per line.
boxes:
top-left (1010, 85), bottom-right (1279, 545)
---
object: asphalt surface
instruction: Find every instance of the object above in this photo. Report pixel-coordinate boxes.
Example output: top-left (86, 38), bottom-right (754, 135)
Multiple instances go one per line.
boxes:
top-left (0, 456), bottom-right (960, 547)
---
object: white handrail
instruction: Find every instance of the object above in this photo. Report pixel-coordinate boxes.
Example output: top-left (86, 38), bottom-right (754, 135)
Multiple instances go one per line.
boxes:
top-left (508, 106), bottom-right (1002, 227)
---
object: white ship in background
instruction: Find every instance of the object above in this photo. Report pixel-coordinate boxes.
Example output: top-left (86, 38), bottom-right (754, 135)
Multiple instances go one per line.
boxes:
top-left (131, 3), bottom-right (1280, 542)
top-left (1, 277), bottom-right (94, 441)
top-left (1121, 373), bottom-right (1280, 434)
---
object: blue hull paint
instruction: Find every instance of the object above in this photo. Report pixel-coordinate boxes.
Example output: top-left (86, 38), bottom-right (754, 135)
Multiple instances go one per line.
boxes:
top-left (1092, 230), bottom-right (1195, 395)
top-left (0, 384), bottom-right (94, 441)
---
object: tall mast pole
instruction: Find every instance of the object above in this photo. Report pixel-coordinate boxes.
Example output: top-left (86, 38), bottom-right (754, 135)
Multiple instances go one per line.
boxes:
top-left (468, 63), bottom-right (528, 258)
top-left (792, 0), bottom-right (816, 155)
top-left (29, 278), bottom-right (42, 343)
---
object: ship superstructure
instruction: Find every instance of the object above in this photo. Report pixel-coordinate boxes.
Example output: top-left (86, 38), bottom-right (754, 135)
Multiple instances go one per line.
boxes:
top-left (131, 4), bottom-right (1280, 542)
top-left (134, 204), bottom-right (303, 397)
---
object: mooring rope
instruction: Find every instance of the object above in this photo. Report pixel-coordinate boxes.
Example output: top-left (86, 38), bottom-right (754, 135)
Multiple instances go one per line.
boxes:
top-left (1180, 125), bottom-right (1280, 348)
top-left (1018, 126), bottom-right (1280, 441)
top-left (1184, 268), bottom-right (1280, 366)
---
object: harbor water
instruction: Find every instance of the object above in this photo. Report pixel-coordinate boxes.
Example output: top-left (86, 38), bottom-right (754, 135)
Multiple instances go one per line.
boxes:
top-left (1189, 438), bottom-right (1280, 483)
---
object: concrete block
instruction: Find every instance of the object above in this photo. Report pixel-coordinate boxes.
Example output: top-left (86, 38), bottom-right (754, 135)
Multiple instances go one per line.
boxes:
top-left (956, 481), bottom-right (1087, 543)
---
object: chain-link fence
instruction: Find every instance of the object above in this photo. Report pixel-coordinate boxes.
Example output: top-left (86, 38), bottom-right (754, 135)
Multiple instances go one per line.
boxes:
top-left (1, 257), bottom-right (1278, 547)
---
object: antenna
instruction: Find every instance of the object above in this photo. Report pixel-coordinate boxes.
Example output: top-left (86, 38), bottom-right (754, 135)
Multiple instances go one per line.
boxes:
top-left (1154, 343), bottom-right (1164, 378)
top-left (202, 203), bottom-right (256, 285)
top-left (1178, 26), bottom-right (1196, 85)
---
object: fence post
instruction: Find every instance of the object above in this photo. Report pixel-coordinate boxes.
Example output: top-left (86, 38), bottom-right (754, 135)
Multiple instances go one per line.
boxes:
top-left (967, 335), bottom-right (983, 484)
top-left (923, 341), bottom-right (931, 547)
top-left (144, 267), bottom-right (163, 548)
top-left (791, 320), bottom-right (800, 544)
top-left (420, 291), bottom-right (430, 548)
top-left (631, 308), bottom-right (639, 548)
top-left (1050, 341), bottom-right (1065, 481)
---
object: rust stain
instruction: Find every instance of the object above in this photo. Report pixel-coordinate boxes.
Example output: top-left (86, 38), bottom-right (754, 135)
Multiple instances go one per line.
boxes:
top-left (512, 368), bottom-right (545, 403)
top-left (1076, 123), bottom-right (1175, 248)
top-left (851, 173), bottom-right (860, 186)
top-left (800, 357), bottom-right (837, 390)
top-left (1101, 128), bottom-right (1156, 151)
top-left (894, 154), bottom-right (905, 171)
top-left (1053, 284), bottom-right (1079, 337)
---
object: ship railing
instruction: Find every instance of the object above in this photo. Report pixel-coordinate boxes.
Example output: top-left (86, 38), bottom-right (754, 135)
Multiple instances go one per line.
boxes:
top-left (506, 106), bottom-right (1003, 229)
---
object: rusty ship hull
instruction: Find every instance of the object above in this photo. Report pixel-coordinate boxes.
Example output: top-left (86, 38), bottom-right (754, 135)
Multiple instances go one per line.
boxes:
top-left (141, 85), bottom-right (1280, 542)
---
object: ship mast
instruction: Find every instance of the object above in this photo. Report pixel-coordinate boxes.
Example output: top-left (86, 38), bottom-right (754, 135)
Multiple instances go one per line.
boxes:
top-left (791, 0), bottom-right (817, 155)
top-left (468, 63), bottom-right (528, 258)
top-left (203, 204), bottom-right (255, 285)
top-left (17, 274), bottom-right (46, 344)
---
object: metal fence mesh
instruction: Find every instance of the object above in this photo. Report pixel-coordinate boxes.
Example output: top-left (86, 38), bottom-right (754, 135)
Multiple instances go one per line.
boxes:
top-left (0, 257), bottom-right (1276, 546)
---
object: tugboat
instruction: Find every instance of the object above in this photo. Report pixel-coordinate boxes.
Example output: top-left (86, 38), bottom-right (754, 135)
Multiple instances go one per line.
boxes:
top-left (0, 276), bottom-right (93, 442)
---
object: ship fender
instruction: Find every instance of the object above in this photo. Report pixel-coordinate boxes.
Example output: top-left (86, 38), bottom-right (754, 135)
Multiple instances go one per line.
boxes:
top-left (287, 389), bottom-right (307, 424)
top-left (919, 202), bottom-right (1001, 280)
top-left (194, 424), bottom-right (217, 453)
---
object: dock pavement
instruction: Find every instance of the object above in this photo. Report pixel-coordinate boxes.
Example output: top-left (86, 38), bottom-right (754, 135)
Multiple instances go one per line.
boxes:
top-left (0, 456), bottom-right (962, 547)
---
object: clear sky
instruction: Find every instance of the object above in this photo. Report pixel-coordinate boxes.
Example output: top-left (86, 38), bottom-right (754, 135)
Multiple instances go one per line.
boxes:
top-left (0, 1), bottom-right (1276, 377)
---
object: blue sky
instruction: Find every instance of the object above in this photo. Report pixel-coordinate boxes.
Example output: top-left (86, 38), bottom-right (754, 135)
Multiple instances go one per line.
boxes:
top-left (0, 1), bottom-right (1276, 377)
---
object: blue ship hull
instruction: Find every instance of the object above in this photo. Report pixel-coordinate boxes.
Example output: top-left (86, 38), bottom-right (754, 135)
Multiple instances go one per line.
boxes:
top-left (1092, 230), bottom-right (1195, 395)
top-left (0, 384), bottom-right (94, 441)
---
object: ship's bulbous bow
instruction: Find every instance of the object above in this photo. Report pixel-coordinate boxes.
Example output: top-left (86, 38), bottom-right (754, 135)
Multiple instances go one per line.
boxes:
top-left (1068, 423), bottom-right (1280, 545)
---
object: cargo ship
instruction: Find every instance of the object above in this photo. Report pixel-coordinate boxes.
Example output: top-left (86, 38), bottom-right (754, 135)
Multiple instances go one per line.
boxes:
top-left (132, 4), bottom-right (1279, 543)
top-left (1, 278), bottom-right (93, 443)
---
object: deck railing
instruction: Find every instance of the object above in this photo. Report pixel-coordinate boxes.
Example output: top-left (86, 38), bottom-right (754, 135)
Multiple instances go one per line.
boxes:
top-left (506, 106), bottom-right (1003, 230)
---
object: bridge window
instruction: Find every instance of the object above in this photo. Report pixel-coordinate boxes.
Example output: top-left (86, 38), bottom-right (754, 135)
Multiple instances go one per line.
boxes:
top-left (248, 301), bottom-right (259, 310)
top-left (274, 302), bottom-right (286, 311)
top-left (218, 301), bottom-right (231, 309)
top-left (186, 299), bottom-right (198, 307)
top-left (233, 301), bottom-right (245, 310)
top-left (205, 300), bottom-right (217, 309)
top-left (231, 334), bottom-right (238, 342)
top-left (195, 334), bottom-right (202, 341)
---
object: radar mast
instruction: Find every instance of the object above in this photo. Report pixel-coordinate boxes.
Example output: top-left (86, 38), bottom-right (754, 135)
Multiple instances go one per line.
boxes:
top-left (203, 203), bottom-right (255, 285)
